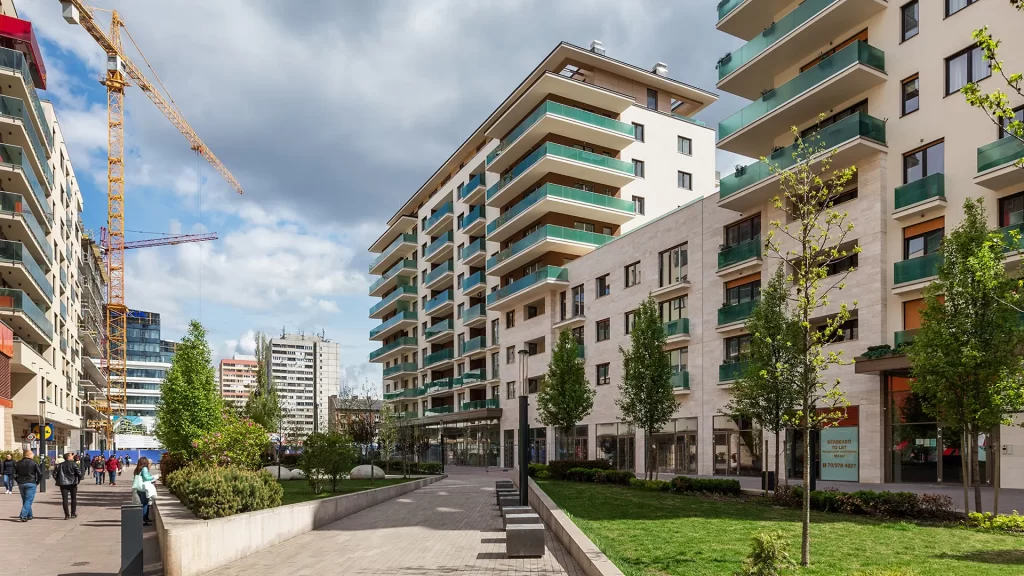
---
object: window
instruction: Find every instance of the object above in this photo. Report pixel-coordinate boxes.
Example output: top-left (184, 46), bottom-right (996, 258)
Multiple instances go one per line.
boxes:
top-left (901, 1), bottom-right (919, 42)
top-left (725, 278), bottom-right (761, 306)
top-left (506, 382), bottom-right (516, 399)
top-left (902, 74), bottom-right (919, 116)
top-left (818, 318), bottom-right (859, 343)
top-left (829, 188), bottom-right (858, 208)
top-left (904, 140), bottom-right (945, 184)
top-left (946, 45), bottom-right (990, 95)
top-left (724, 215), bottom-right (761, 247)
top-left (660, 296), bottom-right (687, 323)
top-left (633, 123), bottom-right (644, 142)
top-left (506, 346), bottom-right (516, 364)
top-left (946, 0), bottom-right (977, 17)
top-left (491, 319), bottom-right (500, 345)
top-left (596, 274), bottom-right (610, 298)
top-left (999, 192), bottom-right (1024, 227)
top-left (526, 305), bottom-right (539, 320)
top-left (574, 221), bottom-right (595, 233)
top-left (801, 100), bottom-right (867, 139)
top-left (632, 159), bottom-right (645, 178)
top-left (457, 273), bottom-right (464, 289)
top-left (457, 303), bottom-right (464, 319)
top-left (624, 262), bottom-right (641, 287)
top-left (457, 333), bottom-right (465, 353)
top-left (528, 342), bottom-right (539, 355)
top-left (678, 136), bottom-right (692, 155)
top-left (998, 106), bottom-right (1024, 139)
top-left (660, 244), bottom-right (688, 287)
top-left (505, 310), bottom-right (515, 329)
top-left (670, 348), bottom-right (688, 373)
top-left (826, 252), bottom-right (859, 277)
top-left (492, 352), bottom-right (500, 378)
top-left (724, 334), bottom-right (753, 362)
top-left (904, 227), bottom-right (943, 260)
top-left (528, 378), bottom-right (539, 394)
top-left (559, 291), bottom-right (567, 320)
top-left (624, 311), bottom-right (636, 335)
top-left (571, 326), bottom-right (584, 345)
top-left (596, 363), bottom-right (610, 386)
top-left (632, 196), bottom-right (645, 215)
top-left (596, 319), bottom-right (610, 342)
top-left (677, 171), bottom-right (692, 190)
top-left (646, 88), bottom-right (658, 110)
top-left (571, 284), bottom-right (585, 317)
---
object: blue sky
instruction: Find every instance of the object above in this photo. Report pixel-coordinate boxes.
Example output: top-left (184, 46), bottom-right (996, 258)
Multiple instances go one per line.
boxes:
top-left (20, 0), bottom-right (750, 396)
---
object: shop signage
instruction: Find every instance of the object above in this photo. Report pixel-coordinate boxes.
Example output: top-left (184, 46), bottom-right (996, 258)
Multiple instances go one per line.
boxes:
top-left (820, 426), bottom-right (858, 482)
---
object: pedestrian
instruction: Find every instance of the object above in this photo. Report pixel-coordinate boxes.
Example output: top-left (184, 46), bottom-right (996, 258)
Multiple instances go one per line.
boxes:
top-left (125, 454), bottom-right (132, 467)
top-left (54, 453), bottom-right (82, 520)
top-left (14, 450), bottom-right (43, 521)
top-left (105, 454), bottom-right (119, 486)
top-left (79, 452), bottom-right (90, 475)
top-left (132, 457), bottom-right (154, 526)
top-left (2, 453), bottom-right (15, 495)
top-left (91, 455), bottom-right (105, 485)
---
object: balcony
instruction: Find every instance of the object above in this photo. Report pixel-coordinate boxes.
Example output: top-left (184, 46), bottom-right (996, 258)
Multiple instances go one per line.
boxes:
top-left (425, 377), bottom-right (456, 394)
top-left (460, 172), bottom-right (487, 205)
top-left (383, 362), bottom-right (418, 378)
top-left (424, 405), bottom-right (454, 417)
top-left (485, 100), bottom-right (636, 174)
top-left (425, 289), bottom-right (454, 316)
top-left (894, 252), bottom-right (942, 291)
top-left (717, 41), bottom-right (886, 157)
top-left (0, 191), bottom-right (50, 263)
top-left (717, 236), bottom-right (761, 272)
top-left (718, 299), bottom-right (758, 327)
top-left (461, 205), bottom-right (486, 236)
top-left (462, 270), bottom-right (486, 297)
top-left (718, 113), bottom-right (887, 212)
top-left (461, 335), bottom-right (487, 357)
top-left (369, 310), bottom-right (417, 341)
top-left (461, 398), bottom-right (500, 411)
top-left (671, 369), bottom-right (690, 391)
top-left (487, 183), bottom-right (635, 243)
top-left (396, 411), bottom-right (419, 419)
top-left (486, 225), bottom-right (613, 277)
top-left (424, 347), bottom-right (455, 368)
top-left (664, 318), bottom-right (690, 344)
top-left (975, 135), bottom-right (1024, 191)
top-left (0, 288), bottom-right (52, 344)
top-left (463, 303), bottom-right (487, 327)
top-left (0, 95), bottom-right (52, 188)
top-left (894, 329), bottom-right (918, 347)
top-left (893, 173), bottom-right (946, 219)
top-left (425, 318), bottom-right (454, 342)
top-left (395, 387), bottom-right (427, 400)
top-left (717, 0), bottom-right (888, 100)
top-left (487, 265), bottom-right (569, 310)
top-left (0, 47), bottom-right (51, 154)
top-left (461, 237), bottom-right (487, 267)
top-left (485, 141), bottom-right (636, 209)
top-left (424, 202), bottom-right (454, 236)
top-left (368, 284), bottom-right (417, 320)
top-left (369, 233), bottom-right (417, 275)
top-left (717, 0), bottom-right (796, 40)
top-left (0, 239), bottom-right (52, 304)
top-left (462, 368), bottom-right (489, 385)
top-left (424, 260), bottom-right (454, 290)
top-left (719, 360), bottom-right (750, 384)
top-left (369, 259), bottom-right (417, 298)
top-left (0, 144), bottom-right (51, 230)
top-left (424, 231), bottom-right (454, 264)
top-left (369, 336), bottom-right (418, 362)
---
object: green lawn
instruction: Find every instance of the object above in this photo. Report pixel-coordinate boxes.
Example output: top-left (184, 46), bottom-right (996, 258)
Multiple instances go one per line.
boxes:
top-left (537, 480), bottom-right (1024, 576)
top-left (278, 478), bottom-right (414, 506)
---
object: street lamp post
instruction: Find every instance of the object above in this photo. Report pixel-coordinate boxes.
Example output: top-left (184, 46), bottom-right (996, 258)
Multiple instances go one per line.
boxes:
top-left (38, 398), bottom-right (46, 493)
top-left (517, 349), bottom-right (530, 506)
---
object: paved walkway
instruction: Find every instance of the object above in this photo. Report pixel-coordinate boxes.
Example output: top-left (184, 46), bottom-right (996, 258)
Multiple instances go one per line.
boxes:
top-left (208, 467), bottom-right (583, 576)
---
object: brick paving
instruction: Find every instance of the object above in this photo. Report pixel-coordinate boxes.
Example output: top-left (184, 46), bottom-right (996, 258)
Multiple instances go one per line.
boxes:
top-left (208, 467), bottom-right (584, 576)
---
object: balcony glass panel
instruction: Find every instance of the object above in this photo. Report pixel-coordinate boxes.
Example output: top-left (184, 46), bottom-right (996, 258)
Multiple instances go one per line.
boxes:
top-left (424, 348), bottom-right (455, 366)
top-left (460, 173), bottom-right (486, 200)
top-left (894, 329), bottom-right (918, 347)
top-left (718, 299), bottom-right (759, 326)
top-left (487, 142), bottom-right (635, 201)
top-left (461, 335), bottom-right (487, 356)
top-left (424, 202), bottom-right (453, 231)
top-left (461, 205), bottom-right (484, 231)
top-left (369, 260), bottom-right (416, 294)
top-left (0, 239), bottom-right (51, 300)
top-left (425, 289), bottom-right (454, 313)
top-left (718, 235), bottom-right (761, 269)
top-left (1000, 223), bottom-right (1024, 252)
top-left (396, 387), bottom-right (427, 399)
top-left (397, 411), bottom-right (419, 419)
top-left (664, 318), bottom-right (689, 338)
top-left (462, 368), bottom-right (487, 385)
top-left (894, 173), bottom-right (945, 211)
top-left (462, 398), bottom-right (500, 411)
top-left (0, 288), bottom-right (52, 337)
top-left (425, 231), bottom-right (454, 258)
top-left (487, 100), bottom-right (635, 165)
top-left (463, 303), bottom-right (486, 323)
top-left (425, 318), bottom-right (453, 339)
top-left (894, 252), bottom-right (942, 285)
top-left (719, 42), bottom-right (885, 140)
top-left (369, 336), bottom-right (417, 361)
top-left (369, 310), bottom-right (417, 339)
top-left (718, 0), bottom-right (839, 80)
top-left (424, 405), bottom-right (454, 416)
top-left (0, 47), bottom-right (51, 150)
top-left (0, 144), bottom-right (51, 224)
top-left (487, 225), bottom-right (613, 270)
top-left (978, 135), bottom-right (1024, 172)
top-left (383, 362), bottom-right (418, 377)
top-left (671, 369), bottom-right (690, 390)
top-left (719, 360), bottom-right (750, 382)
top-left (0, 192), bottom-right (50, 259)
top-left (487, 183), bottom-right (635, 236)
top-left (487, 266), bottom-right (568, 306)
top-left (0, 95), bottom-right (51, 186)
top-left (425, 260), bottom-right (453, 285)
top-left (463, 270), bottom-right (484, 293)
top-left (426, 377), bottom-right (455, 393)
top-left (718, 0), bottom-right (745, 20)
top-left (368, 285), bottom-right (417, 317)
top-left (462, 238), bottom-right (485, 262)
top-left (369, 233), bottom-right (416, 271)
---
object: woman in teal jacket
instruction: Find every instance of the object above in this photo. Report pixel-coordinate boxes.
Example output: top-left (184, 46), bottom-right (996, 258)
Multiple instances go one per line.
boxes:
top-left (132, 457), bottom-right (155, 525)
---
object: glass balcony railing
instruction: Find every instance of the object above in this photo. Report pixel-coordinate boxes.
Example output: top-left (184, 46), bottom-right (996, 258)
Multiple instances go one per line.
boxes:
top-left (718, 235), bottom-right (761, 269)
top-left (425, 377), bottom-right (456, 393)
top-left (424, 348), bottom-right (455, 367)
top-left (717, 0), bottom-right (745, 20)
top-left (369, 262), bottom-right (414, 295)
top-left (719, 41), bottom-right (885, 140)
top-left (487, 141), bottom-right (635, 201)
top-left (369, 233), bottom-right (416, 272)
top-left (383, 362), bottom-right (418, 378)
top-left (463, 270), bottom-right (485, 294)
top-left (460, 172), bottom-right (486, 201)
top-left (425, 318), bottom-right (454, 339)
top-left (1000, 223), bottom-right (1024, 252)
top-left (369, 336), bottom-right (417, 362)
top-left (0, 288), bottom-right (52, 337)
top-left (463, 303), bottom-right (486, 323)
top-left (396, 411), bottom-right (419, 419)
top-left (719, 360), bottom-right (750, 383)
top-left (0, 47), bottom-right (51, 150)
top-left (718, 299), bottom-right (759, 326)
top-left (462, 238), bottom-right (485, 262)
top-left (425, 260), bottom-right (453, 285)
top-left (461, 205), bottom-right (484, 231)
top-left (462, 368), bottom-right (488, 385)
top-left (0, 95), bottom-right (51, 186)
top-left (461, 335), bottom-right (487, 356)
top-left (720, 113), bottom-right (886, 199)
top-left (718, 0), bottom-right (839, 80)
top-left (395, 387), bottom-right (427, 399)
top-left (425, 289), bottom-right (454, 313)
top-left (671, 369), bottom-right (690, 390)
top-left (894, 329), bottom-right (918, 347)
top-left (894, 252), bottom-right (942, 285)
top-left (487, 100), bottom-right (635, 166)
top-left (577, 344), bottom-right (585, 359)
top-left (425, 231), bottom-right (454, 258)
top-left (978, 135), bottom-right (1024, 173)
top-left (368, 285), bottom-right (417, 317)
top-left (462, 398), bottom-right (500, 411)
top-left (664, 318), bottom-right (689, 338)
top-left (369, 310), bottom-right (417, 339)
top-left (894, 173), bottom-right (945, 211)
top-left (487, 183), bottom-right (635, 236)
top-left (424, 202), bottom-right (453, 231)
top-left (0, 239), bottom-right (52, 300)
top-left (383, 391), bottom-right (401, 401)
top-left (0, 191), bottom-right (50, 260)
top-left (487, 266), bottom-right (568, 306)
top-left (424, 405), bottom-right (454, 416)
top-left (487, 225), bottom-right (613, 271)
top-left (0, 144), bottom-right (51, 224)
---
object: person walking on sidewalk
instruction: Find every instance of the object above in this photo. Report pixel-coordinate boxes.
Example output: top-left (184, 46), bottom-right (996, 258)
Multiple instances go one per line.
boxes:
top-left (132, 457), bottom-right (154, 526)
top-left (2, 453), bottom-right (15, 495)
top-left (91, 455), bottom-right (105, 485)
top-left (14, 450), bottom-right (43, 521)
top-left (105, 454), bottom-right (119, 486)
top-left (54, 453), bottom-right (82, 520)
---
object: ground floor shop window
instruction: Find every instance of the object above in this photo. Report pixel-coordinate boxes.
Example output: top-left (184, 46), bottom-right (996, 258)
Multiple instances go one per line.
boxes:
top-left (787, 407), bottom-right (861, 482)
top-left (554, 425), bottom-right (588, 461)
top-left (596, 422), bottom-right (635, 471)
top-left (503, 429), bottom-right (515, 468)
top-left (651, 417), bottom-right (698, 475)
top-left (528, 427), bottom-right (547, 464)
top-left (420, 421), bottom-right (499, 467)
top-left (713, 415), bottom-right (762, 477)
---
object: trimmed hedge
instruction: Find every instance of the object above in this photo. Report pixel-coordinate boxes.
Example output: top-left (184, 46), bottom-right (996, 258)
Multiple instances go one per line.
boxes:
top-left (527, 463), bottom-right (550, 479)
top-left (547, 459), bottom-right (612, 480)
top-left (670, 475), bottom-right (742, 495)
top-left (165, 464), bottom-right (283, 519)
top-left (630, 478), bottom-right (672, 491)
top-left (380, 460), bottom-right (443, 475)
top-left (560, 466), bottom-right (635, 485)
top-left (773, 486), bottom-right (955, 520)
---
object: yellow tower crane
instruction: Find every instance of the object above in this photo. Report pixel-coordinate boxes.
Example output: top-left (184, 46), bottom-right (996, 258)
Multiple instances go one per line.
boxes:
top-left (59, 0), bottom-right (244, 446)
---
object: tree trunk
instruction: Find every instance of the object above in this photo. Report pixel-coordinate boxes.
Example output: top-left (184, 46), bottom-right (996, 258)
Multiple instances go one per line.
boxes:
top-left (961, 429), bottom-right (971, 518)
top-left (645, 432), bottom-right (652, 481)
top-left (774, 433), bottom-right (780, 494)
top-left (971, 430), bottom-right (982, 514)
top-left (800, 423), bottom-right (811, 567)
top-left (993, 426), bottom-right (1000, 516)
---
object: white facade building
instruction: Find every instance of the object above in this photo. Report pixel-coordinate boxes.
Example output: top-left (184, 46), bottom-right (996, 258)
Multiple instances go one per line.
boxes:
top-left (270, 333), bottom-right (339, 442)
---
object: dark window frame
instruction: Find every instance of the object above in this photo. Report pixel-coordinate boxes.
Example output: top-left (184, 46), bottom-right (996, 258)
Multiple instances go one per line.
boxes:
top-left (596, 363), bottom-right (610, 386)
top-left (624, 261), bottom-right (641, 288)
top-left (901, 73), bottom-right (920, 117)
top-left (900, 1), bottom-right (919, 43)
top-left (678, 171), bottom-right (693, 190)
top-left (633, 123), bottom-right (645, 142)
top-left (945, 0), bottom-right (978, 18)
top-left (677, 135), bottom-right (692, 155)
top-left (596, 319), bottom-right (610, 342)
top-left (632, 159), bottom-right (645, 178)
top-left (903, 228), bottom-right (944, 260)
top-left (998, 191), bottom-right (1024, 228)
top-left (724, 214), bottom-right (761, 248)
top-left (903, 139), bottom-right (945, 185)
top-left (945, 44), bottom-right (991, 96)
top-left (595, 274), bottom-right (610, 298)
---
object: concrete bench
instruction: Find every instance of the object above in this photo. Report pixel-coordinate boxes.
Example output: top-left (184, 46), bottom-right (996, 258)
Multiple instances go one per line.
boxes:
top-left (501, 505), bottom-right (532, 525)
top-left (506, 523), bottom-right (545, 558)
top-left (495, 480), bottom-right (514, 490)
top-left (496, 489), bottom-right (518, 506)
top-left (498, 494), bottom-right (521, 509)
top-left (504, 512), bottom-right (540, 528)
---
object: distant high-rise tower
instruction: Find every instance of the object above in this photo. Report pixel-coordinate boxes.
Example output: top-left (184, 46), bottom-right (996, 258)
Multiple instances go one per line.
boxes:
top-left (269, 334), bottom-right (339, 443)
top-left (219, 355), bottom-right (258, 409)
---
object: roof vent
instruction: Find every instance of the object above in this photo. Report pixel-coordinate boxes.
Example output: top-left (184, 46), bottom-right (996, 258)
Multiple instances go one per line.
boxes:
top-left (590, 40), bottom-right (605, 55)
top-left (653, 62), bottom-right (669, 77)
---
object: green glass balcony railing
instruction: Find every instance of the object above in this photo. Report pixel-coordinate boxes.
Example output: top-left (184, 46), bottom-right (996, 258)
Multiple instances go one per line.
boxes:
top-left (425, 289), bottom-right (454, 313)
top-left (487, 225), bottom-right (613, 271)
top-left (462, 368), bottom-right (487, 384)
top-left (719, 361), bottom-right (750, 383)
top-left (369, 260), bottom-right (416, 294)
top-left (671, 369), bottom-right (690, 390)
top-left (664, 318), bottom-right (690, 338)
top-left (461, 205), bottom-right (484, 231)
top-left (577, 344), bottom-right (585, 359)
top-left (894, 329), bottom-right (918, 347)
top-left (425, 377), bottom-right (455, 393)
top-left (894, 173), bottom-right (945, 211)
top-left (369, 336), bottom-right (417, 362)
top-left (0, 144), bottom-right (51, 224)
top-left (425, 318), bottom-right (454, 339)
top-left (424, 405), bottom-right (454, 416)
top-left (369, 310), bottom-right (417, 339)
top-left (718, 0), bottom-right (839, 80)
top-left (383, 362), bottom-right (418, 378)
top-left (463, 270), bottom-right (485, 294)
top-left (460, 172), bottom-right (486, 200)
top-left (0, 191), bottom-right (50, 259)
top-left (487, 266), bottom-right (568, 306)
top-left (424, 348), bottom-right (455, 367)
top-left (0, 288), bottom-right (52, 337)
top-left (487, 141), bottom-right (635, 201)
top-left (718, 299), bottom-right (759, 326)
top-left (394, 387), bottom-right (427, 400)
top-left (0, 95), bottom-right (52, 186)
top-left (425, 260), bottom-right (453, 285)
top-left (978, 135), bottom-right (1024, 173)
top-left (462, 237), bottom-right (485, 262)
top-left (717, 0), bottom-right (745, 20)
top-left (0, 239), bottom-right (52, 301)
top-left (461, 398), bottom-right (500, 411)
top-left (487, 100), bottom-right (635, 166)
top-left (1000, 223), bottom-right (1024, 252)
top-left (719, 41), bottom-right (885, 140)
top-left (463, 303), bottom-right (486, 323)
top-left (425, 202), bottom-right (453, 231)
top-left (368, 285), bottom-right (417, 317)
top-left (461, 335), bottom-right (487, 356)
top-left (425, 231), bottom-right (454, 258)
top-left (0, 47), bottom-right (51, 150)
top-left (718, 235), bottom-right (761, 269)
top-left (383, 391), bottom-right (400, 401)
top-left (487, 183), bottom-right (634, 236)
top-left (894, 252), bottom-right (942, 285)
top-left (720, 113), bottom-right (887, 199)
top-left (397, 411), bottom-right (419, 419)
top-left (369, 233), bottom-right (416, 272)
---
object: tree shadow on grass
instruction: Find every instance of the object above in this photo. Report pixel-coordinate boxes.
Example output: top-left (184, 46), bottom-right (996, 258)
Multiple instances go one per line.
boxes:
top-left (938, 549), bottom-right (1024, 565)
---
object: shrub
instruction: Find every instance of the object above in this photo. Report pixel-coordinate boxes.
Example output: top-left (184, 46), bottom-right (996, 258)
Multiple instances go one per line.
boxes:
top-left (917, 493), bottom-right (955, 520)
top-left (737, 531), bottom-right (795, 576)
top-left (629, 478), bottom-right (671, 491)
top-left (671, 476), bottom-right (742, 495)
top-left (773, 486), bottom-right (955, 521)
top-left (967, 511), bottom-right (1024, 533)
top-left (418, 462), bottom-right (442, 475)
top-left (298, 432), bottom-right (358, 494)
top-left (547, 459), bottom-right (611, 480)
top-left (528, 463), bottom-right (549, 478)
top-left (565, 467), bottom-right (598, 482)
top-left (165, 464), bottom-right (282, 519)
top-left (595, 470), bottom-right (634, 485)
top-left (279, 453), bottom-right (300, 467)
top-left (192, 409), bottom-right (269, 470)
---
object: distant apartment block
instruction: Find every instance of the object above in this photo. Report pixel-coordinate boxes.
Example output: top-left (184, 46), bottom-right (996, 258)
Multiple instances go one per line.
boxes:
top-left (270, 333), bottom-right (339, 442)
top-left (220, 355), bottom-right (258, 409)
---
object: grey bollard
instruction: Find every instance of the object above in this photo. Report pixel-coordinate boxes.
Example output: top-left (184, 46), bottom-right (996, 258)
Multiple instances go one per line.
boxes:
top-left (496, 489), bottom-right (518, 505)
top-left (504, 512), bottom-right (541, 527)
top-left (506, 523), bottom-right (545, 558)
top-left (121, 504), bottom-right (144, 576)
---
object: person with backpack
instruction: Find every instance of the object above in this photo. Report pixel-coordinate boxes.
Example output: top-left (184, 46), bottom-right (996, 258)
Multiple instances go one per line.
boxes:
top-left (91, 456), bottom-right (105, 485)
top-left (53, 453), bottom-right (83, 520)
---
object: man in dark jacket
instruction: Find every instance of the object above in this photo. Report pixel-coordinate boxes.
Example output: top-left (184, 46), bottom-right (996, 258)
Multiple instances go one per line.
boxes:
top-left (1, 454), bottom-right (15, 495)
top-left (14, 450), bottom-right (44, 522)
top-left (54, 453), bottom-right (83, 520)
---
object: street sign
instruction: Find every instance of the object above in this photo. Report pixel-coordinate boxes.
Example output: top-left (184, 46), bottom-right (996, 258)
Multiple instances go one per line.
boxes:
top-left (26, 433), bottom-right (36, 441)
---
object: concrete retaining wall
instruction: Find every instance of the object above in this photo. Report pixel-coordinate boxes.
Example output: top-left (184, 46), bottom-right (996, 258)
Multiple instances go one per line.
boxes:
top-left (155, 475), bottom-right (445, 576)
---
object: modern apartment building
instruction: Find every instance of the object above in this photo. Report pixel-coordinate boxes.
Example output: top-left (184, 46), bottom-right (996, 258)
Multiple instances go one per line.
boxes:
top-left (270, 333), bottom-right (339, 442)
top-left (219, 355), bottom-right (258, 409)
top-left (78, 234), bottom-right (107, 450)
top-left (369, 41), bottom-right (718, 466)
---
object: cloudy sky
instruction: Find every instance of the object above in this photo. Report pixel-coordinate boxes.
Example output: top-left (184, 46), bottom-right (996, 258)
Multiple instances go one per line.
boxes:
top-left (21, 0), bottom-right (750, 395)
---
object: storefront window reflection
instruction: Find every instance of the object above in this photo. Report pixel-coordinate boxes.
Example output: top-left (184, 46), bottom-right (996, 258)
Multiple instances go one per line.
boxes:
top-left (596, 423), bottom-right (635, 471)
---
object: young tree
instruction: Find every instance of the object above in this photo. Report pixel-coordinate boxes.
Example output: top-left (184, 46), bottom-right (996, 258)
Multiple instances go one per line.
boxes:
top-left (244, 331), bottom-right (282, 432)
top-left (377, 406), bottom-right (398, 473)
top-left (349, 413), bottom-right (377, 482)
top-left (907, 198), bottom-right (1024, 516)
top-left (764, 122), bottom-right (858, 566)
top-left (538, 328), bottom-right (596, 458)
top-left (155, 320), bottom-right (223, 460)
top-left (616, 295), bottom-right (677, 481)
top-left (724, 265), bottom-right (802, 492)
top-left (298, 431), bottom-right (356, 494)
